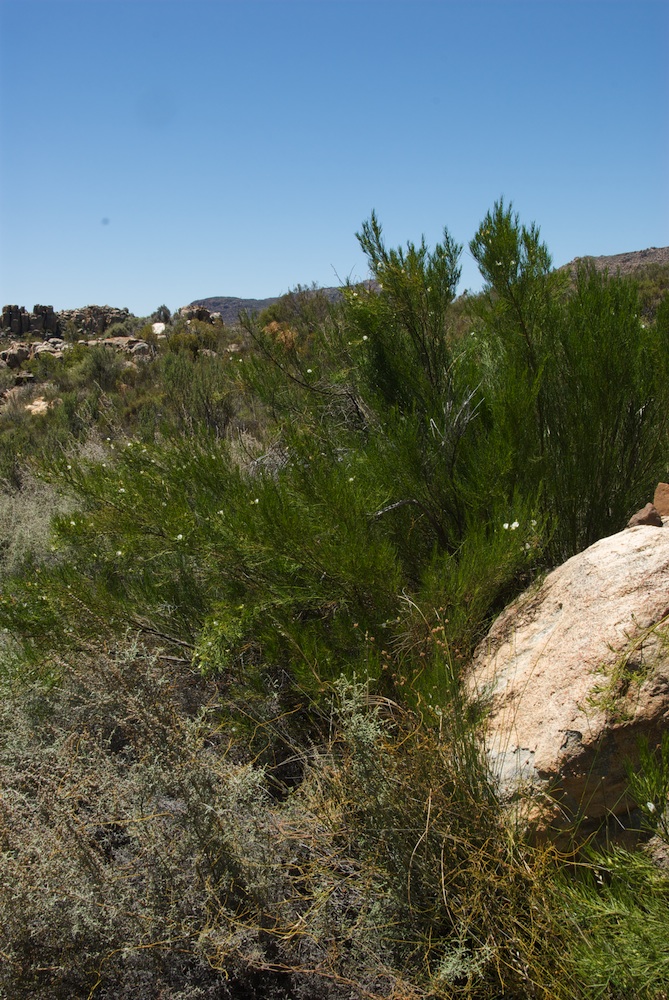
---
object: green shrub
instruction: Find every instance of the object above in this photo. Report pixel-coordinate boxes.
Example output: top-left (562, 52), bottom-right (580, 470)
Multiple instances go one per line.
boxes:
top-left (469, 200), bottom-right (669, 563)
top-left (159, 351), bottom-right (235, 436)
top-left (560, 847), bottom-right (669, 998)
top-left (0, 470), bottom-right (71, 579)
top-left (151, 303), bottom-right (172, 324)
top-left (104, 317), bottom-right (142, 338)
top-left (10, 204), bottom-right (663, 684)
top-left (257, 283), bottom-right (335, 348)
top-left (166, 330), bottom-right (200, 358)
top-left (635, 263), bottom-right (669, 321)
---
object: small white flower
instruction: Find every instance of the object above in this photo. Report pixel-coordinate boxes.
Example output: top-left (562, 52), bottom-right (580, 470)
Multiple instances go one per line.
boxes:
top-left (119, 488), bottom-right (126, 493)
top-left (647, 801), bottom-right (657, 813)
top-left (116, 550), bottom-right (122, 557)
top-left (66, 464), bottom-right (72, 470)
top-left (348, 477), bottom-right (355, 482)
top-left (252, 498), bottom-right (259, 504)
top-left (176, 534), bottom-right (183, 541)
top-left (218, 509), bottom-right (224, 515)
top-left (306, 368), bottom-right (312, 373)
top-left (510, 520), bottom-right (519, 530)
top-left (503, 522), bottom-right (509, 530)
top-left (531, 519), bottom-right (537, 527)
top-left (362, 335), bottom-right (368, 341)
top-left (70, 520), bottom-right (76, 526)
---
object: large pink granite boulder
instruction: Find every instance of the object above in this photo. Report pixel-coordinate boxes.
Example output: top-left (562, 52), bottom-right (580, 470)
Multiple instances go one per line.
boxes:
top-left (468, 523), bottom-right (669, 836)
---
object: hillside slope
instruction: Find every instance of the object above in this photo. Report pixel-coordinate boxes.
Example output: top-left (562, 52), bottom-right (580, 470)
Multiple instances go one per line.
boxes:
top-left (562, 244), bottom-right (669, 277)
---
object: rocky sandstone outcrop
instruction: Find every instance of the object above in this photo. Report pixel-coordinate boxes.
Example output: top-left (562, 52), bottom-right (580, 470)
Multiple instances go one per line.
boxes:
top-left (627, 502), bottom-right (663, 527)
top-left (23, 395), bottom-right (58, 416)
top-left (654, 482), bottom-right (669, 516)
top-left (1, 305), bottom-right (59, 337)
top-left (1, 304), bottom-right (138, 340)
top-left (58, 305), bottom-right (133, 337)
top-left (179, 306), bottom-right (214, 323)
top-left (0, 343), bottom-right (32, 369)
top-left (0, 339), bottom-right (67, 369)
top-left (0, 336), bottom-right (152, 386)
top-left (98, 335), bottom-right (152, 357)
top-left (468, 520), bottom-right (669, 839)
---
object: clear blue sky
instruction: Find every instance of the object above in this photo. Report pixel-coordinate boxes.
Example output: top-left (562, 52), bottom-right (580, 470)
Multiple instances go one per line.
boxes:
top-left (1, 0), bottom-right (667, 317)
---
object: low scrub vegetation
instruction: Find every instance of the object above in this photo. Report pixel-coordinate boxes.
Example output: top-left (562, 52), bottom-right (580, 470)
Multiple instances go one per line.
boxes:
top-left (1, 202), bottom-right (669, 998)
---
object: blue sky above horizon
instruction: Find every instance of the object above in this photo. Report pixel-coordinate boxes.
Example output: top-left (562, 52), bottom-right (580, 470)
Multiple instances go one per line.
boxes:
top-left (1, 0), bottom-right (667, 317)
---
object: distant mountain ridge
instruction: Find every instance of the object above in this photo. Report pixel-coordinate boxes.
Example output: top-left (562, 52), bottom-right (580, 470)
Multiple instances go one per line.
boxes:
top-left (561, 245), bottom-right (669, 277)
top-left (189, 247), bottom-right (669, 325)
top-left (188, 295), bottom-right (280, 325)
top-left (189, 286), bottom-right (347, 326)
